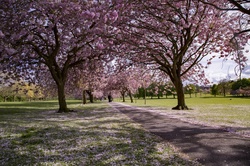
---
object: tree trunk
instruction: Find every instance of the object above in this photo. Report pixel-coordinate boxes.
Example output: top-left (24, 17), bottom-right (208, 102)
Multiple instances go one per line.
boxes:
top-left (89, 93), bottom-right (94, 103)
top-left (57, 82), bottom-right (69, 113)
top-left (128, 90), bottom-right (133, 103)
top-left (172, 78), bottom-right (188, 110)
top-left (82, 90), bottom-right (86, 104)
top-left (121, 91), bottom-right (125, 102)
top-left (223, 87), bottom-right (226, 97)
top-left (86, 90), bottom-right (94, 103)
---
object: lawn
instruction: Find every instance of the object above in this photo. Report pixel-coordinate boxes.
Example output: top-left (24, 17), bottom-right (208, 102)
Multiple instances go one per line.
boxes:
top-left (117, 95), bottom-right (250, 137)
top-left (0, 100), bottom-right (199, 166)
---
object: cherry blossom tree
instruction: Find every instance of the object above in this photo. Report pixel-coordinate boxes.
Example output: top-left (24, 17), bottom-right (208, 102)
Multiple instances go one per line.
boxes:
top-left (184, 84), bottom-right (196, 98)
top-left (105, 66), bottom-right (146, 103)
top-left (70, 59), bottom-right (109, 104)
top-left (112, 0), bottom-right (243, 109)
top-left (201, 0), bottom-right (250, 18)
top-left (200, 0), bottom-right (250, 79)
top-left (1, 0), bottom-right (115, 112)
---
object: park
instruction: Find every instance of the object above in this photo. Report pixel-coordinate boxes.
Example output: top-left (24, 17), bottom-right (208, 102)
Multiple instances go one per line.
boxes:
top-left (0, 0), bottom-right (250, 165)
top-left (0, 96), bottom-right (249, 165)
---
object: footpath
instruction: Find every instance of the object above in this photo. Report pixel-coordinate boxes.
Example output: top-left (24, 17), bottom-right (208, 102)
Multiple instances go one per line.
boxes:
top-left (109, 102), bottom-right (250, 166)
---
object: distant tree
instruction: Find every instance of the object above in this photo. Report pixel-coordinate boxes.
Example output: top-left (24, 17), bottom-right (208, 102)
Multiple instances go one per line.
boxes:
top-left (0, 85), bottom-right (13, 102)
top-left (72, 60), bottom-right (108, 104)
top-left (231, 78), bottom-right (250, 91)
top-left (211, 84), bottom-right (219, 97)
top-left (185, 84), bottom-right (196, 98)
top-left (164, 83), bottom-right (177, 99)
top-left (105, 67), bottom-right (148, 103)
top-left (0, 81), bottom-right (43, 102)
top-left (195, 85), bottom-right (201, 97)
top-left (136, 87), bottom-right (145, 99)
top-left (217, 79), bottom-right (232, 97)
top-left (147, 83), bottom-right (157, 99)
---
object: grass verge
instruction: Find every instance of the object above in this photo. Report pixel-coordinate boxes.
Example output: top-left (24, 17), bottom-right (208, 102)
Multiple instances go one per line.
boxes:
top-left (117, 96), bottom-right (250, 137)
top-left (0, 101), bottom-right (200, 165)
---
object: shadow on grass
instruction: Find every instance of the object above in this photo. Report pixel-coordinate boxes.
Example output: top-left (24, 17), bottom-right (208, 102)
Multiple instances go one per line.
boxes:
top-left (0, 102), bottom-right (198, 165)
top-left (0, 100), bottom-right (86, 115)
top-left (0, 101), bottom-right (59, 115)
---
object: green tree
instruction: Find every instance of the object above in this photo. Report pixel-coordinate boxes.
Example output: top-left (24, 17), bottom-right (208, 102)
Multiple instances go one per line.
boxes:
top-left (217, 79), bottom-right (233, 97)
top-left (211, 84), bottom-right (219, 97)
top-left (0, 85), bottom-right (13, 102)
top-left (231, 78), bottom-right (250, 91)
top-left (185, 84), bottom-right (196, 98)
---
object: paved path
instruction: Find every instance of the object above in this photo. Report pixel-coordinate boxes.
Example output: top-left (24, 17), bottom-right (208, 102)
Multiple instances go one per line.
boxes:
top-left (109, 102), bottom-right (250, 166)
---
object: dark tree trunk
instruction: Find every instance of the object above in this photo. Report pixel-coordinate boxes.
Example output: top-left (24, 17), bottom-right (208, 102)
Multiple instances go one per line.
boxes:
top-left (89, 93), bottom-right (94, 103)
top-left (108, 93), bottom-right (112, 102)
top-left (223, 87), bottom-right (226, 97)
top-left (128, 90), bottom-right (133, 103)
top-left (121, 91), bottom-right (125, 102)
top-left (86, 90), bottom-right (94, 103)
top-left (57, 82), bottom-right (69, 113)
top-left (172, 78), bottom-right (188, 110)
top-left (122, 94), bottom-right (125, 102)
top-left (82, 90), bottom-right (86, 104)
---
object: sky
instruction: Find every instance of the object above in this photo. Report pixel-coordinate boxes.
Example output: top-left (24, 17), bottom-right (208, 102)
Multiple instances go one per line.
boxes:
top-left (201, 55), bottom-right (250, 84)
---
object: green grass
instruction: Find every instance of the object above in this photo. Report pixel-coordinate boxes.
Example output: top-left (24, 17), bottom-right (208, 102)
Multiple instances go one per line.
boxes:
top-left (117, 96), bottom-right (250, 136)
top-left (0, 100), bottom-right (199, 166)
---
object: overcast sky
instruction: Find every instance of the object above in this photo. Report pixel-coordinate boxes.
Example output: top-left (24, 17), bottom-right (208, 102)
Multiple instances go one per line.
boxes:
top-left (201, 55), bottom-right (250, 84)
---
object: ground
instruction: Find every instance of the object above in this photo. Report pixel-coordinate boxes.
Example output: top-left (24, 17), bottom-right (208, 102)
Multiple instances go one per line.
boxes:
top-left (110, 102), bottom-right (250, 166)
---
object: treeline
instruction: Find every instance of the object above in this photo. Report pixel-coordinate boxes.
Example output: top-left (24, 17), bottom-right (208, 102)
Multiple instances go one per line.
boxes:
top-left (134, 83), bottom-right (208, 99)
top-left (0, 80), bottom-right (97, 102)
top-left (0, 82), bottom-right (44, 102)
top-left (211, 78), bottom-right (250, 97)
top-left (134, 78), bottom-right (250, 99)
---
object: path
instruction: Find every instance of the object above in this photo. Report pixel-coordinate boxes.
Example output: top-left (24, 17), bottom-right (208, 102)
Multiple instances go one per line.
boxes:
top-left (109, 102), bottom-right (250, 166)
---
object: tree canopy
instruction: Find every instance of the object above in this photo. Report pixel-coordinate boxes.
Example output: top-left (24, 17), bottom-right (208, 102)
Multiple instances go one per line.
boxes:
top-left (0, 0), bottom-right (248, 111)
top-left (109, 0), bottom-right (246, 109)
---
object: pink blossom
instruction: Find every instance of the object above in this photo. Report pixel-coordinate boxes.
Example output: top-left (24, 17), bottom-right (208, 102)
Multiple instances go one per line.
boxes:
top-left (0, 30), bottom-right (4, 38)
top-left (110, 10), bottom-right (118, 22)
top-left (97, 43), bottom-right (105, 49)
top-left (27, 35), bottom-right (33, 41)
top-left (6, 48), bottom-right (16, 55)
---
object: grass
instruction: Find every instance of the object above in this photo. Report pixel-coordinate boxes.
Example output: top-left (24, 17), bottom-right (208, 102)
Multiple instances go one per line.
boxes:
top-left (117, 95), bottom-right (250, 136)
top-left (0, 100), bottom-right (199, 165)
